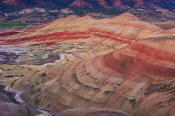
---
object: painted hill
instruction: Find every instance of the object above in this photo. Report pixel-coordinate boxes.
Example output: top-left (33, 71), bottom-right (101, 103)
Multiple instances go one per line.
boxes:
top-left (0, 13), bottom-right (174, 116)
top-left (0, 13), bottom-right (167, 47)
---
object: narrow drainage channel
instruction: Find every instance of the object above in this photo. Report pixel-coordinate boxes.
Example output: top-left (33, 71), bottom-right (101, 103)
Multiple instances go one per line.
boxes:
top-left (0, 85), bottom-right (59, 116)
top-left (42, 54), bottom-right (65, 66)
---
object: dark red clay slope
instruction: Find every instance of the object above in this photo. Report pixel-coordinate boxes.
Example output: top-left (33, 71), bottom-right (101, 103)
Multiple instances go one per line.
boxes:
top-left (0, 32), bottom-right (20, 37)
top-left (0, 29), bottom-right (132, 46)
top-left (93, 38), bottom-right (175, 115)
top-left (103, 38), bottom-right (175, 82)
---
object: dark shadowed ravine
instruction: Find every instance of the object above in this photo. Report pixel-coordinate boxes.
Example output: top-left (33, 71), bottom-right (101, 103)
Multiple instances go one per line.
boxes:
top-left (0, 85), bottom-right (59, 116)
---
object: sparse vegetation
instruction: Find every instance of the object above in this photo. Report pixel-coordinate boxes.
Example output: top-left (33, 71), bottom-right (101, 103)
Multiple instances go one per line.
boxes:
top-left (0, 23), bottom-right (28, 27)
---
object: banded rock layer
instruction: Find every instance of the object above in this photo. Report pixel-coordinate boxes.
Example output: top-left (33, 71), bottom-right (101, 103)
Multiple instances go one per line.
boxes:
top-left (0, 13), bottom-right (167, 47)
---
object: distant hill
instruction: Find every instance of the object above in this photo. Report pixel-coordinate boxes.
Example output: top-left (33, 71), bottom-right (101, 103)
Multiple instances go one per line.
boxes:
top-left (1, 0), bottom-right (175, 10)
